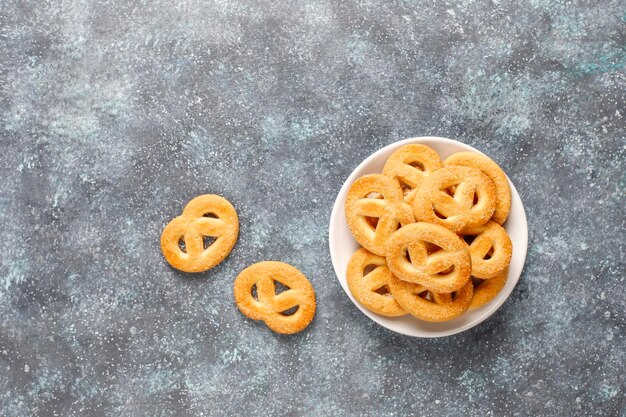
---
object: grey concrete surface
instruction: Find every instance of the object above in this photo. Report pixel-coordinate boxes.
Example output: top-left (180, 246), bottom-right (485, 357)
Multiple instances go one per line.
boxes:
top-left (0, 0), bottom-right (624, 416)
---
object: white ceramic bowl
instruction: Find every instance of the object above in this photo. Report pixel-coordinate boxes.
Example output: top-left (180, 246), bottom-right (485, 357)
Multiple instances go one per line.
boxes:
top-left (329, 136), bottom-right (528, 337)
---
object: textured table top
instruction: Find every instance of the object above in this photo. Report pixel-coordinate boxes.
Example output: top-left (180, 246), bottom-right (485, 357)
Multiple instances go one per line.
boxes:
top-left (1, 1), bottom-right (624, 416)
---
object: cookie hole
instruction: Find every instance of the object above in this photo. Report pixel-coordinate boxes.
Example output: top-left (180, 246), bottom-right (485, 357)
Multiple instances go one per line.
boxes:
top-left (398, 179), bottom-right (413, 192)
top-left (434, 208), bottom-right (447, 220)
top-left (425, 243), bottom-right (443, 255)
top-left (366, 192), bottom-right (383, 199)
top-left (203, 236), bottom-right (216, 249)
top-left (463, 235), bottom-right (476, 245)
top-left (408, 160), bottom-right (425, 171)
top-left (203, 212), bottom-right (219, 218)
top-left (437, 265), bottom-right (455, 275)
top-left (374, 285), bottom-right (391, 296)
top-left (251, 284), bottom-right (258, 300)
top-left (274, 281), bottom-right (290, 295)
top-left (471, 277), bottom-right (485, 288)
top-left (444, 187), bottom-right (456, 197)
top-left (484, 247), bottom-right (494, 260)
top-left (365, 216), bottom-right (379, 230)
top-left (404, 250), bottom-right (412, 264)
top-left (417, 290), bottom-right (433, 301)
top-left (178, 238), bottom-right (187, 253)
top-left (363, 264), bottom-right (378, 277)
top-left (472, 193), bottom-right (479, 205)
top-left (280, 306), bottom-right (299, 316)
top-left (450, 291), bottom-right (459, 301)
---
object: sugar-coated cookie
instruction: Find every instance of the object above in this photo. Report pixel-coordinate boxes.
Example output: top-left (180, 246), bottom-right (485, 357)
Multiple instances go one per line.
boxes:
top-left (461, 221), bottom-right (512, 279)
top-left (385, 222), bottom-right (471, 293)
top-left (444, 152), bottom-right (511, 224)
top-left (345, 174), bottom-right (414, 256)
top-left (383, 144), bottom-right (442, 204)
top-left (234, 261), bottom-right (316, 334)
top-left (469, 268), bottom-right (508, 310)
top-left (161, 194), bottom-right (239, 273)
top-left (388, 273), bottom-right (473, 322)
top-left (346, 248), bottom-right (406, 317)
top-left (413, 166), bottom-right (496, 233)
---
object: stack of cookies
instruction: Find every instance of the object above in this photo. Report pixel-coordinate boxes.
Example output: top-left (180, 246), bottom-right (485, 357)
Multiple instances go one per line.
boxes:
top-left (345, 145), bottom-right (513, 322)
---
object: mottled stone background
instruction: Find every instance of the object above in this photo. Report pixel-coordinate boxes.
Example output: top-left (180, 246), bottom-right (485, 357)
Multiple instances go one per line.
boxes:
top-left (0, 0), bottom-right (624, 416)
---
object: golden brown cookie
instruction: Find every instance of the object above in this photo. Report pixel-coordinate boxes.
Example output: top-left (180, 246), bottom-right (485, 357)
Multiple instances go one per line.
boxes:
top-left (388, 273), bottom-right (473, 322)
top-left (385, 222), bottom-right (471, 293)
top-left (413, 166), bottom-right (496, 233)
top-left (469, 268), bottom-right (508, 310)
top-left (345, 174), bottom-right (414, 256)
top-left (234, 261), bottom-right (316, 334)
top-left (346, 248), bottom-right (406, 317)
top-left (382, 144), bottom-right (443, 204)
top-left (161, 194), bottom-right (239, 273)
top-left (461, 221), bottom-right (512, 279)
top-left (444, 152), bottom-right (511, 224)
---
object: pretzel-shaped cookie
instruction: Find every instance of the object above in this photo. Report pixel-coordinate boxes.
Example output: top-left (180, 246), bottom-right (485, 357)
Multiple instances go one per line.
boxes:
top-left (388, 273), bottom-right (473, 322)
top-left (346, 248), bottom-right (406, 317)
top-left (469, 268), bottom-right (508, 310)
top-left (345, 174), bottom-right (414, 256)
top-left (444, 152), bottom-right (511, 224)
top-left (383, 144), bottom-right (443, 204)
top-left (161, 194), bottom-right (239, 273)
top-left (413, 166), bottom-right (496, 233)
top-left (385, 222), bottom-right (471, 293)
top-left (234, 261), bottom-right (316, 334)
top-left (461, 221), bottom-right (512, 279)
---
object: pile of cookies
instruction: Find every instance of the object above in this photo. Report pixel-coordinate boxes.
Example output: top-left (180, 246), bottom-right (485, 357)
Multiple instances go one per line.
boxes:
top-left (345, 145), bottom-right (513, 322)
top-left (161, 195), bottom-right (316, 334)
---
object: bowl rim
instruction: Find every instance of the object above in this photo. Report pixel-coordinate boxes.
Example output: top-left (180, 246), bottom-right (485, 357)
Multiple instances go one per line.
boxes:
top-left (328, 136), bottom-right (528, 337)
